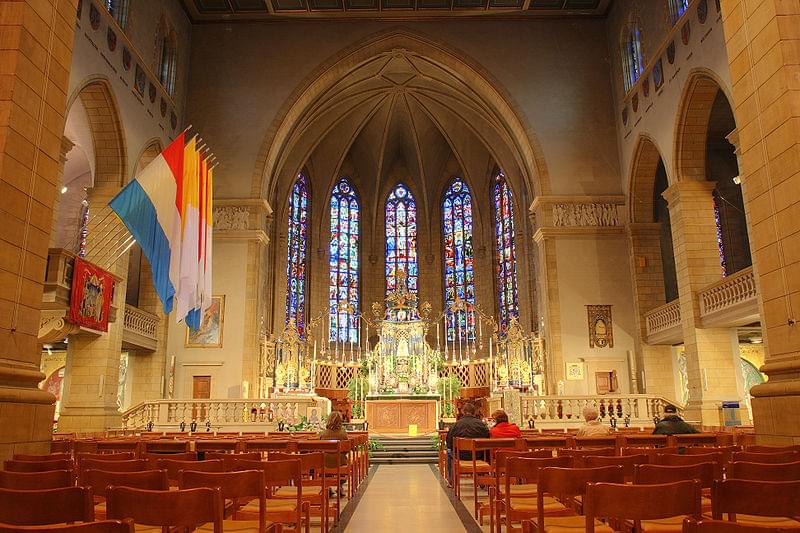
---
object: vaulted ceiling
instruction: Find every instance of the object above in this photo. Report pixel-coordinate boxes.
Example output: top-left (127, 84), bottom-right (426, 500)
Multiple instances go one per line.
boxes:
top-left (181, 0), bottom-right (609, 21)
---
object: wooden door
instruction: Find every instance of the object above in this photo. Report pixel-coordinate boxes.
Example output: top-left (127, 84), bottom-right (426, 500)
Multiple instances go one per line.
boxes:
top-left (192, 376), bottom-right (211, 420)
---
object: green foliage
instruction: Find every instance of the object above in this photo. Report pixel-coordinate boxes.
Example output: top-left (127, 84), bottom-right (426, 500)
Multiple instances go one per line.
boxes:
top-left (287, 416), bottom-right (311, 432)
top-left (347, 375), bottom-right (369, 419)
top-left (368, 437), bottom-right (384, 457)
top-left (430, 434), bottom-right (442, 451)
top-left (437, 374), bottom-right (462, 417)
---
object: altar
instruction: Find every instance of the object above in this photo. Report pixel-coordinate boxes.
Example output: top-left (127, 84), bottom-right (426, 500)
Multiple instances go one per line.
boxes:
top-left (366, 397), bottom-right (438, 434)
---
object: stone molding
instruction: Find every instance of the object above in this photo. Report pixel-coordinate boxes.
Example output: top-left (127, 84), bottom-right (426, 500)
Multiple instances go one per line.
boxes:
top-left (530, 196), bottom-right (626, 241)
top-left (213, 198), bottom-right (273, 245)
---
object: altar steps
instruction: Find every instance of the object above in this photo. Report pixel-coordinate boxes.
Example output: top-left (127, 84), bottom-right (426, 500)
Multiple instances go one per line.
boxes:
top-left (370, 437), bottom-right (438, 465)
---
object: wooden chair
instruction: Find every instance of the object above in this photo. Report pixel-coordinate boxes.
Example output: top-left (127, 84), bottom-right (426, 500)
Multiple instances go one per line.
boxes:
top-left (143, 451), bottom-right (197, 467)
top-left (519, 436), bottom-right (569, 453)
top-left (142, 440), bottom-right (191, 454)
top-left (12, 453), bottom-right (71, 462)
top-left (462, 438), bottom-right (517, 518)
top-left (528, 466), bottom-right (625, 533)
top-left (179, 469), bottom-right (277, 533)
top-left (731, 451), bottom-right (800, 464)
top-left (621, 446), bottom-right (681, 460)
top-left (95, 441), bottom-right (139, 455)
top-left (682, 518), bottom-right (800, 532)
top-left (106, 486), bottom-right (224, 533)
top-left (674, 434), bottom-right (727, 448)
top-left (0, 520), bottom-right (135, 533)
top-left (206, 452), bottom-right (262, 471)
top-left (195, 440), bottom-right (240, 455)
top-left (82, 469), bottom-right (169, 519)
top-left (585, 480), bottom-right (701, 532)
top-left (437, 430), bottom-right (448, 478)
top-left (50, 440), bottom-right (72, 454)
top-left (620, 434), bottom-right (670, 449)
top-left (156, 458), bottom-right (223, 484)
top-left (728, 461), bottom-right (800, 481)
top-left (0, 470), bottom-right (73, 489)
top-left (78, 459), bottom-right (147, 482)
top-left (73, 441), bottom-right (99, 454)
top-left (557, 447), bottom-right (616, 467)
top-left (237, 459), bottom-right (309, 533)
top-left (485, 451), bottom-right (557, 532)
top-left (76, 453), bottom-right (136, 465)
top-left (585, 454), bottom-right (649, 482)
top-left (571, 436), bottom-right (618, 450)
top-left (745, 445), bottom-right (800, 454)
top-left (0, 486), bottom-right (94, 525)
top-left (712, 479), bottom-right (800, 528)
top-left (656, 452), bottom-right (724, 480)
top-left (500, 456), bottom-right (573, 533)
top-left (296, 440), bottom-right (352, 504)
top-left (635, 463), bottom-right (718, 489)
top-left (245, 440), bottom-right (297, 456)
top-left (3, 459), bottom-right (72, 473)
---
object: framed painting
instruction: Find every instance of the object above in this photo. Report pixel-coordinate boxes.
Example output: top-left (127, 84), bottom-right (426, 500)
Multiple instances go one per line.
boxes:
top-left (566, 362), bottom-right (585, 381)
top-left (186, 295), bottom-right (225, 348)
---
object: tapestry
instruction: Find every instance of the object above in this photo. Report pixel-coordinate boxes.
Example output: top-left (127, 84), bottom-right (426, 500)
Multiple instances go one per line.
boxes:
top-left (586, 304), bottom-right (613, 348)
top-left (68, 257), bottom-right (115, 332)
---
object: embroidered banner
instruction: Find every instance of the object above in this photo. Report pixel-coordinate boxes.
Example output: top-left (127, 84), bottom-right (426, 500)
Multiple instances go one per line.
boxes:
top-left (68, 257), bottom-right (115, 332)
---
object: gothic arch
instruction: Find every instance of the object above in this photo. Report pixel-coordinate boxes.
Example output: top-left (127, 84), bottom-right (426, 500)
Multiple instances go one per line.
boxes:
top-left (673, 68), bottom-right (734, 183)
top-left (628, 134), bottom-right (669, 224)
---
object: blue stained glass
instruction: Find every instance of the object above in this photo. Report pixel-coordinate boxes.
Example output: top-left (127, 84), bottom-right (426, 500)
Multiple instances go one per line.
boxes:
top-left (493, 171), bottom-right (519, 332)
top-left (442, 178), bottom-right (476, 342)
top-left (285, 173), bottom-right (308, 335)
top-left (385, 184), bottom-right (418, 297)
top-left (329, 178), bottom-right (360, 343)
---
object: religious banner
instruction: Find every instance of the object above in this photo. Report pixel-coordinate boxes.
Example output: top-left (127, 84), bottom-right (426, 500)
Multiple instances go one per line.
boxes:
top-left (68, 257), bottom-right (115, 332)
top-left (587, 304), bottom-right (613, 348)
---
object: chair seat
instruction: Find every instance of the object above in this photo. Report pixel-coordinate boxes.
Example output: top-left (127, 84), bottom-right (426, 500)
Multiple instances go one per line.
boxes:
top-left (539, 515), bottom-right (614, 532)
top-left (197, 519), bottom-right (274, 532)
top-left (729, 515), bottom-right (800, 528)
top-left (510, 496), bottom-right (567, 513)
top-left (275, 486), bottom-right (323, 498)
top-left (458, 460), bottom-right (491, 472)
top-left (242, 499), bottom-right (298, 513)
top-left (637, 516), bottom-right (690, 532)
top-left (507, 483), bottom-right (538, 496)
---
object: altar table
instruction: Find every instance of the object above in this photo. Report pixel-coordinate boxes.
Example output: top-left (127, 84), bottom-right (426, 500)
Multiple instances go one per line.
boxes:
top-left (366, 398), bottom-right (438, 434)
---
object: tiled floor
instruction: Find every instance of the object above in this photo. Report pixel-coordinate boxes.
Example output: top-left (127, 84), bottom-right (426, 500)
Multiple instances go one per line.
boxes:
top-left (344, 465), bottom-right (468, 532)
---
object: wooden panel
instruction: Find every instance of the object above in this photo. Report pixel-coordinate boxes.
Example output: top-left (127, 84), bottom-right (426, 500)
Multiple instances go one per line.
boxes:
top-left (193, 376), bottom-right (211, 399)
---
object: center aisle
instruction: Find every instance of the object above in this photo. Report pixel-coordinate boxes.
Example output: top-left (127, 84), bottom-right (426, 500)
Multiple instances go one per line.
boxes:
top-left (343, 465), bottom-right (468, 532)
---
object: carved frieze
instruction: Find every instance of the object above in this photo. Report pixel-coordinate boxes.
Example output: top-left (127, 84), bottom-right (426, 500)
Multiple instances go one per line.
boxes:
top-left (212, 199), bottom-right (273, 244)
top-left (213, 206), bottom-right (250, 230)
top-left (552, 203), bottom-right (620, 227)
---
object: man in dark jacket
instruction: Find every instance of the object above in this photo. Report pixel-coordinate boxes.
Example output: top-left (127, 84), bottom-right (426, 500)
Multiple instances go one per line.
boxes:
top-left (445, 402), bottom-right (489, 484)
top-left (653, 404), bottom-right (699, 434)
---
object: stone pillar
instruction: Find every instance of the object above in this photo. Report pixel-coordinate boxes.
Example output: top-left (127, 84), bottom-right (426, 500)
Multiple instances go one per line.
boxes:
top-left (49, 136), bottom-right (74, 248)
top-left (663, 181), bottom-right (744, 425)
top-left (57, 185), bottom-right (128, 432)
top-left (721, 0), bottom-right (800, 443)
top-left (0, 0), bottom-right (78, 460)
top-left (626, 223), bottom-right (676, 397)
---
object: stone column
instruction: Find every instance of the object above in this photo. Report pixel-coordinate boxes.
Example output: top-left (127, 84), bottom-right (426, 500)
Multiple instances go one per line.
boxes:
top-left (663, 181), bottom-right (744, 425)
top-left (56, 185), bottom-right (128, 433)
top-left (49, 136), bottom-right (74, 248)
top-left (721, 0), bottom-right (800, 443)
top-left (626, 223), bottom-right (676, 397)
top-left (0, 0), bottom-right (78, 460)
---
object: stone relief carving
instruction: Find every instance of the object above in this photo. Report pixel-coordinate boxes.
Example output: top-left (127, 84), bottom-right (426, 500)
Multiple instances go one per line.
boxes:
top-left (552, 203), bottom-right (620, 227)
top-left (213, 206), bottom-right (250, 230)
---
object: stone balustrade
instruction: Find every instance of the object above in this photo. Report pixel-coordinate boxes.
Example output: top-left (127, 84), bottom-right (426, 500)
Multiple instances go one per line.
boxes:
top-left (121, 398), bottom-right (323, 430)
top-left (698, 266), bottom-right (759, 327)
top-left (520, 394), bottom-right (677, 428)
top-left (645, 300), bottom-right (682, 345)
top-left (122, 305), bottom-right (160, 351)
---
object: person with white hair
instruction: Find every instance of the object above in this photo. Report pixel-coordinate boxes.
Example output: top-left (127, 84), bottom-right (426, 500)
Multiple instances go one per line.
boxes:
top-left (576, 405), bottom-right (611, 437)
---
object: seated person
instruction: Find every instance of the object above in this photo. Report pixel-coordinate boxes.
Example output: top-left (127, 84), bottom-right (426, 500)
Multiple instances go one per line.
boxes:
top-left (319, 411), bottom-right (349, 496)
top-left (445, 402), bottom-right (489, 483)
top-left (576, 405), bottom-right (611, 437)
top-left (653, 404), bottom-right (699, 435)
top-left (489, 409), bottom-right (522, 438)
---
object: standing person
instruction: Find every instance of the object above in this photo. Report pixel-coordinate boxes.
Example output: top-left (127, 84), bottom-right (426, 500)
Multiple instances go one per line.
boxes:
top-left (489, 409), bottom-right (522, 438)
top-left (319, 410), bottom-right (349, 496)
top-left (445, 402), bottom-right (489, 485)
top-left (576, 405), bottom-right (612, 437)
top-left (653, 404), bottom-right (699, 435)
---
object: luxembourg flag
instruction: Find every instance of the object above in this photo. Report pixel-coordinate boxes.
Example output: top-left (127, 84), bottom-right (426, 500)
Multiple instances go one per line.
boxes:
top-left (109, 133), bottom-right (185, 314)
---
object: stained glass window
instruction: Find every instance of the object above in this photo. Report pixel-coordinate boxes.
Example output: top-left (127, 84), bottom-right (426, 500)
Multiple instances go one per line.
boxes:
top-left (621, 21), bottom-right (644, 91)
top-left (385, 184), bottom-right (418, 297)
top-left (668, 0), bottom-right (689, 24)
top-left (493, 171), bottom-right (519, 331)
top-left (285, 173), bottom-right (308, 335)
top-left (329, 178), bottom-right (359, 344)
top-left (442, 178), bottom-right (476, 342)
top-left (712, 196), bottom-right (728, 277)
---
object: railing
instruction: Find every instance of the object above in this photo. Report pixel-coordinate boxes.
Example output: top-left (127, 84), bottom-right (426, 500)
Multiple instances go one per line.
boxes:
top-left (699, 266), bottom-right (759, 327)
top-left (121, 398), bottom-right (322, 430)
top-left (644, 299), bottom-right (682, 344)
top-left (520, 394), bottom-right (678, 428)
top-left (122, 304), bottom-right (160, 351)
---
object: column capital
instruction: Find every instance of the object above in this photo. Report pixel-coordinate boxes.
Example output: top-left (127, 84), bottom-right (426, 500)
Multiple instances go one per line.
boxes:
top-left (213, 198), bottom-right (273, 245)
top-left (661, 180), bottom-right (716, 207)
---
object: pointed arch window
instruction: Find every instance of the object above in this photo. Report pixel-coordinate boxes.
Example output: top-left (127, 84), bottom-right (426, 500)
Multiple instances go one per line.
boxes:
top-left (385, 184), bottom-right (418, 297)
top-left (329, 178), bottom-right (359, 343)
top-left (621, 20), bottom-right (645, 92)
top-left (442, 178), bottom-right (476, 342)
top-left (105, 0), bottom-right (129, 28)
top-left (668, 0), bottom-right (689, 24)
top-left (493, 171), bottom-right (519, 331)
top-left (158, 32), bottom-right (178, 95)
top-left (285, 173), bottom-right (308, 334)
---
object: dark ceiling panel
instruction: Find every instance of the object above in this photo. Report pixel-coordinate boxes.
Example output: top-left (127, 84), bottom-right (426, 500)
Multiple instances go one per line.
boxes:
top-left (309, 0), bottom-right (344, 9)
top-left (272, 0), bottom-right (306, 10)
top-left (194, 0), bottom-right (233, 13)
top-left (232, 0), bottom-right (269, 11)
top-left (382, 0), bottom-right (415, 8)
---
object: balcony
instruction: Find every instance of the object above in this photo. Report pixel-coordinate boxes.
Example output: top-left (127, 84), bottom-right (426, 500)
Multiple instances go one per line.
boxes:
top-left (122, 304), bottom-right (160, 352)
top-left (645, 300), bottom-right (682, 345)
top-left (698, 267), bottom-right (759, 328)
